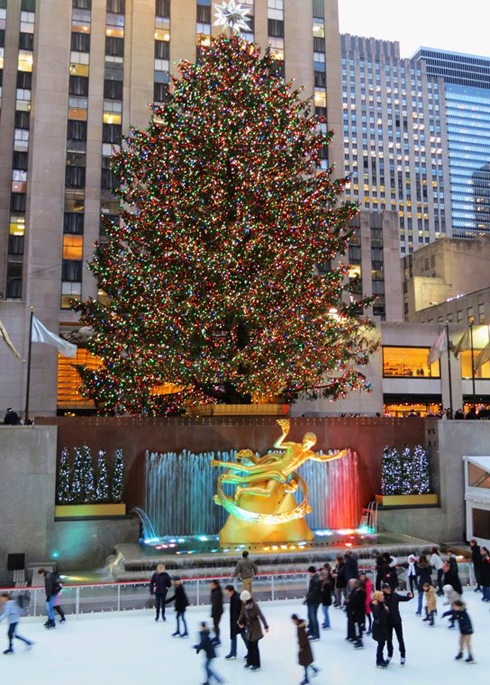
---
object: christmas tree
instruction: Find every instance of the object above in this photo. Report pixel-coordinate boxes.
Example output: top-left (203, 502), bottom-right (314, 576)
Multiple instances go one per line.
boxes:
top-left (400, 446), bottom-right (415, 495)
top-left (111, 448), bottom-right (124, 503)
top-left (381, 446), bottom-right (402, 496)
top-left (71, 447), bottom-right (84, 504)
top-left (74, 34), bottom-right (376, 415)
top-left (81, 445), bottom-right (96, 503)
top-left (95, 449), bottom-right (111, 503)
top-left (413, 444), bottom-right (431, 494)
top-left (57, 447), bottom-right (72, 504)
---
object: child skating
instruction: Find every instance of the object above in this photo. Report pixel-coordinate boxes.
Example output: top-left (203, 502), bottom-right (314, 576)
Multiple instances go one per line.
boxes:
top-left (292, 614), bottom-right (319, 684)
top-left (165, 577), bottom-right (189, 638)
top-left (422, 582), bottom-right (436, 626)
top-left (0, 593), bottom-right (33, 655)
top-left (194, 622), bottom-right (224, 684)
top-left (442, 599), bottom-right (475, 664)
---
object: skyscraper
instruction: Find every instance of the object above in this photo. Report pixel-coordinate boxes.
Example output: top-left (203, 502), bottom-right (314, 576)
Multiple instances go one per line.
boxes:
top-left (0, 0), bottom-right (344, 415)
top-left (341, 34), bottom-right (452, 255)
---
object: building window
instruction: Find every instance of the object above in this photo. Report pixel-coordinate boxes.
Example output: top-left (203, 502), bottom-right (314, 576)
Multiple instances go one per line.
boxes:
top-left (105, 36), bottom-right (124, 57)
top-left (73, 0), bottom-right (92, 9)
top-left (478, 303), bottom-right (485, 324)
top-left (457, 310), bottom-right (463, 322)
top-left (107, 0), bottom-right (125, 13)
top-left (382, 346), bottom-right (440, 378)
top-left (64, 212), bottom-right (84, 234)
top-left (63, 234), bottom-right (83, 260)
top-left (103, 78), bottom-right (123, 99)
top-left (62, 260), bottom-right (83, 282)
top-left (71, 32), bottom-right (90, 52)
top-left (461, 350), bottom-right (490, 380)
top-left (67, 120), bottom-right (87, 141)
top-left (156, 0), bottom-right (170, 17)
top-left (60, 282), bottom-right (82, 309)
top-left (6, 262), bottom-right (23, 299)
top-left (65, 166), bottom-right (86, 188)
top-left (69, 75), bottom-right (89, 96)
top-left (57, 348), bottom-right (101, 404)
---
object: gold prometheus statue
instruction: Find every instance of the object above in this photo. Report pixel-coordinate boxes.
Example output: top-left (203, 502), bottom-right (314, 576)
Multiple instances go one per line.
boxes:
top-left (212, 419), bottom-right (347, 544)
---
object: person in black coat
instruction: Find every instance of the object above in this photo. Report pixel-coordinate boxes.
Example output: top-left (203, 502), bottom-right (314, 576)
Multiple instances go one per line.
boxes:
top-left (194, 622), bottom-right (223, 684)
top-left (344, 552), bottom-right (359, 582)
top-left (442, 600), bottom-right (475, 663)
top-left (320, 565), bottom-right (333, 629)
top-left (370, 591), bottom-right (390, 668)
top-left (210, 580), bottom-right (223, 646)
top-left (333, 557), bottom-right (347, 607)
top-left (305, 566), bottom-right (322, 641)
top-left (415, 555), bottom-right (432, 616)
top-left (443, 561), bottom-right (463, 596)
top-left (38, 568), bottom-right (61, 630)
top-left (165, 577), bottom-right (189, 637)
top-left (382, 583), bottom-right (413, 665)
top-left (374, 553), bottom-right (387, 591)
top-left (149, 563), bottom-right (172, 621)
top-left (469, 539), bottom-right (482, 591)
top-left (346, 579), bottom-right (366, 649)
top-left (224, 585), bottom-right (247, 659)
top-left (480, 547), bottom-right (490, 601)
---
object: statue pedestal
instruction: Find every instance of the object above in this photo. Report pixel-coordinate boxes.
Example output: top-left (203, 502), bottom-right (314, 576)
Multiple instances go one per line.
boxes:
top-left (218, 490), bottom-right (314, 545)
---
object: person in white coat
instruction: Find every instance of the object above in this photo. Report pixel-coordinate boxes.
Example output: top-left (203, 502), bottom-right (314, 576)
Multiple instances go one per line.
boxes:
top-left (430, 548), bottom-right (444, 596)
top-left (406, 555), bottom-right (417, 594)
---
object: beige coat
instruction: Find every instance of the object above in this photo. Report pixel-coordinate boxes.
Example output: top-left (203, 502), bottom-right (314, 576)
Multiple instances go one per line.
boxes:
top-left (424, 586), bottom-right (436, 611)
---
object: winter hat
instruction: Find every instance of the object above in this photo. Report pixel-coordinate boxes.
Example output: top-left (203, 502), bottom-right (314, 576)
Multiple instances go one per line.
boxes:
top-left (408, 554), bottom-right (416, 562)
top-left (240, 590), bottom-right (251, 602)
top-left (443, 584), bottom-right (454, 593)
top-left (381, 583), bottom-right (391, 590)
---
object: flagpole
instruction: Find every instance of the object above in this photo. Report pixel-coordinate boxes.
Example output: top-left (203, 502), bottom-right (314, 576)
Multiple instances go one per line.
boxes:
top-left (24, 307), bottom-right (34, 424)
top-left (469, 317), bottom-right (476, 408)
top-left (445, 322), bottom-right (453, 418)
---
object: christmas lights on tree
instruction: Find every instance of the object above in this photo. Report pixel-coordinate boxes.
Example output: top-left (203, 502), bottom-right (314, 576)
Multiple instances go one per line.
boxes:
top-left (381, 446), bottom-right (402, 495)
top-left (400, 445), bottom-right (414, 495)
top-left (75, 34), bottom-right (376, 415)
top-left (412, 444), bottom-right (431, 494)
top-left (82, 445), bottom-right (96, 502)
top-left (95, 449), bottom-right (110, 503)
top-left (71, 447), bottom-right (84, 504)
top-left (57, 447), bottom-right (72, 504)
top-left (381, 444), bottom-right (431, 496)
top-left (111, 448), bottom-right (124, 503)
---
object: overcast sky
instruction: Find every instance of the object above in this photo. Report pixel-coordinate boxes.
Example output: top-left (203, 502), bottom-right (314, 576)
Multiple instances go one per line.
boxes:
top-left (338, 0), bottom-right (489, 59)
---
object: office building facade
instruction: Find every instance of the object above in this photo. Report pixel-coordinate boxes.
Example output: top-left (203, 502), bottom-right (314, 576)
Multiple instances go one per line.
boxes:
top-left (0, 0), bottom-right (344, 416)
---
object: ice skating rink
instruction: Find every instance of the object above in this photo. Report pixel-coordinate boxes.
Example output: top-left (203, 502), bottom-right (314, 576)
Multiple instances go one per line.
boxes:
top-left (0, 591), bottom-right (488, 685)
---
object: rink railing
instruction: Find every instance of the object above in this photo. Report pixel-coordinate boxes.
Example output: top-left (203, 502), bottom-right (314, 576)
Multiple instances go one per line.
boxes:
top-left (0, 562), bottom-right (477, 619)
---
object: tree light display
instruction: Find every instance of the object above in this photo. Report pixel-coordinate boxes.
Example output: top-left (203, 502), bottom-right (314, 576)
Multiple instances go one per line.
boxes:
top-left (75, 34), bottom-right (376, 415)
top-left (381, 445), bottom-right (431, 496)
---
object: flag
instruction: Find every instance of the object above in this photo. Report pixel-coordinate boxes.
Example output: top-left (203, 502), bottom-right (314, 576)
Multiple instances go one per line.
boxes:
top-left (453, 328), bottom-right (471, 359)
top-left (475, 341), bottom-right (490, 370)
top-left (31, 316), bottom-right (77, 358)
top-left (427, 329), bottom-right (447, 366)
top-left (0, 319), bottom-right (25, 361)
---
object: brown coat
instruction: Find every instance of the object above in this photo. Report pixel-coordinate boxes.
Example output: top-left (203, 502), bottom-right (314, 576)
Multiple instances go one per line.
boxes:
top-left (238, 599), bottom-right (268, 642)
top-left (297, 622), bottom-right (314, 667)
top-left (425, 586), bottom-right (437, 611)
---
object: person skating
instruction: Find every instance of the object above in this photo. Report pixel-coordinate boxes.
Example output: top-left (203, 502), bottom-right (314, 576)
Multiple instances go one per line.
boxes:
top-left (415, 555), bottom-right (432, 616)
top-left (224, 585), bottom-right (247, 659)
top-left (54, 585), bottom-right (66, 624)
top-left (430, 547), bottom-right (444, 596)
top-left (291, 614), bottom-right (320, 685)
top-left (406, 554), bottom-right (417, 594)
top-left (344, 552), bottom-right (359, 582)
top-left (333, 556), bottom-right (347, 607)
top-left (194, 621), bottom-right (224, 684)
top-left (422, 582), bottom-right (436, 626)
top-left (305, 566), bottom-right (322, 641)
top-left (370, 590), bottom-right (390, 668)
top-left (38, 568), bottom-right (61, 629)
top-left (359, 572), bottom-right (373, 634)
top-left (150, 563), bottom-right (171, 621)
top-left (443, 560), bottom-right (463, 596)
top-left (442, 599), bottom-right (475, 664)
top-left (238, 590), bottom-right (269, 672)
top-left (0, 593), bottom-right (33, 654)
top-left (346, 579), bottom-right (366, 649)
top-left (480, 547), bottom-right (490, 602)
top-left (382, 582), bottom-right (413, 665)
top-left (233, 551), bottom-right (258, 594)
top-left (469, 539), bottom-right (482, 592)
top-left (320, 564), bottom-right (333, 629)
top-left (442, 584), bottom-right (461, 629)
top-left (210, 580), bottom-right (224, 646)
top-left (165, 577), bottom-right (189, 638)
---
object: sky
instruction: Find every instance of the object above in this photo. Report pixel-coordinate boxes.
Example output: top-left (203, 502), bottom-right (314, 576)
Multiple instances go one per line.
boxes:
top-left (338, 0), bottom-right (490, 59)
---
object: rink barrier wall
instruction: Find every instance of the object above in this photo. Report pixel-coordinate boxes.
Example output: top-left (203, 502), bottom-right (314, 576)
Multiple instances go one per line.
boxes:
top-left (1, 563), bottom-right (476, 618)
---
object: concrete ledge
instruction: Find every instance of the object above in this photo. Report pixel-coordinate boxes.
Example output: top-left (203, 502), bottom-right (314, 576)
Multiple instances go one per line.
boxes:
top-left (54, 504), bottom-right (126, 519)
top-left (376, 494), bottom-right (439, 507)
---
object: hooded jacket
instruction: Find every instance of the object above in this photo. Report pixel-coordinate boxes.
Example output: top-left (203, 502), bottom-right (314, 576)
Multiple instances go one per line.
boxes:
top-left (194, 629), bottom-right (216, 659)
top-left (306, 573), bottom-right (322, 604)
top-left (211, 586), bottom-right (224, 619)
top-left (441, 605), bottom-right (473, 635)
top-left (296, 621), bottom-right (314, 667)
top-left (370, 601), bottom-right (389, 642)
top-left (238, 599), bottom-right (268, 642)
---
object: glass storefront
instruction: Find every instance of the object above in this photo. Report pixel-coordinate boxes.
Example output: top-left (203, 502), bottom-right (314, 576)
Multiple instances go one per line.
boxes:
top-left (383, 346), bottom-right (440, 378)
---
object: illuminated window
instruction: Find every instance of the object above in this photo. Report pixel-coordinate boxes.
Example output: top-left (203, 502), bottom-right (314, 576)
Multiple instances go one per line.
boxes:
top-left (461, 350), bottom-right (490, 380)
top-left (9, 215), bottom-right (26, 236)
top-left (69, 62), bottom-right (89, 77)
top-left (382, 346), bottom-right (440, 378)
top-left (57, 348), bottom-right (101, 406)
top-left (18, 50), bottom-right (33, 72)
top-left (63, 234), bottom-right (83, 260)
top-left (103, 112), bottom-right (121, 124)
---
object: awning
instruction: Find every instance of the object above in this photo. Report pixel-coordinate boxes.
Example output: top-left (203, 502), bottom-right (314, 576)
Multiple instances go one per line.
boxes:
top-left (465, 456), bottom-right (490, 472)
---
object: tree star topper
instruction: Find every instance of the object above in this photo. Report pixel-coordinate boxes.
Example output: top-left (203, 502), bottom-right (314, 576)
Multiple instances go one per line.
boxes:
top-left (213, 0), bottom-right (251, 34)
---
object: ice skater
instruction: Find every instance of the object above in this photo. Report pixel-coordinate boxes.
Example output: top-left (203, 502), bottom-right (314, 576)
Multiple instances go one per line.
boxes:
top-left (291, 614), bottom-right (320, 685)
top-left (224, 585), bottom-right (247, 660)
top-left (320, 564), bottom-right (333, 629)
top-left (0, 593), bottom-right (33, 655)
top-left (345, 579), bottom-right (366, 649)
top-left (415, 555), bottom-right (432, 616)
top-left (422, 582), bottom-right (436, 626)
top-left (165, 577), bottom-right (189, 638)
top-left (238, 590), bottom-right (269, 672)
top-left (382, 582), bottom-right (413, 665)
top-left (54, 583), bottom-right (66, 623)
top-left (442, 584), bottom-right (461, 629)
top-left (233, 551), bottom-right (258, 594)
top-left (194, 622), bottom-right (224, 684)
top-left (210, 580), bottom-right (223, 646)
top-left (442, 599), bottom-right (475, 664)
top-left (430, 547), bottom-right (444, 596)
top-left (370, 590), bottom-right (390, 668)
top-left (305, 566), bottom-right (322, 641)
top-left (149, 563), bottom-right (171, 621)
top-left (359, 572), bottom-right (372, 634)
top-left (38, 568), bottom-right (61, 629)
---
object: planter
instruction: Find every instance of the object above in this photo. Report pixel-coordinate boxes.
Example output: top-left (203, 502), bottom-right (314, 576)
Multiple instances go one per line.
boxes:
top-left (187, 403), bottom-right (290, 417)
top-left (55, 503), bottom-right (126, 519)
top-left (375, 494), bottom-right (439, 507)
